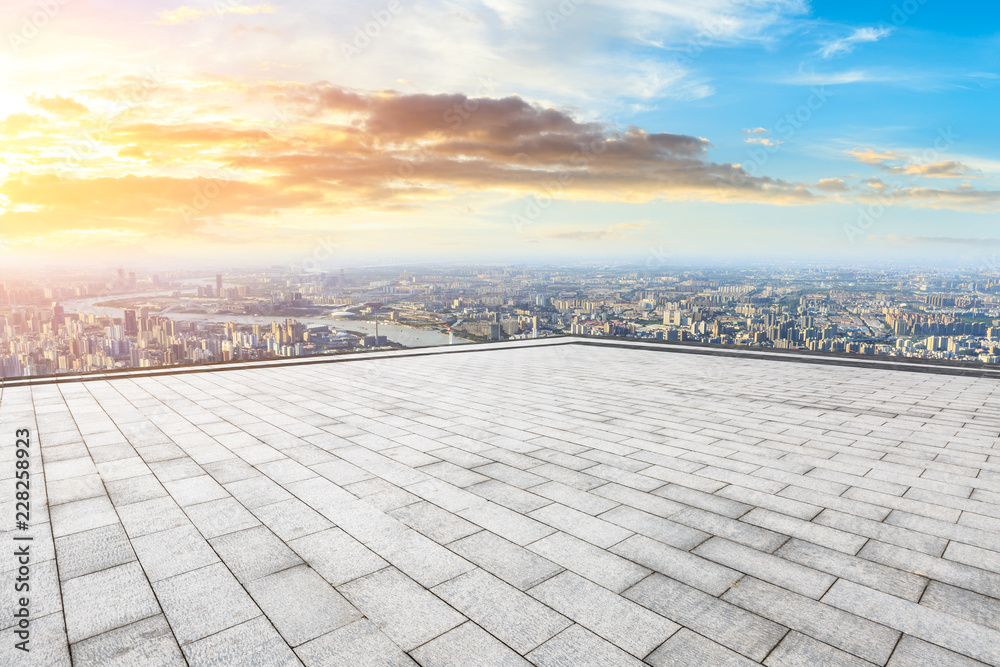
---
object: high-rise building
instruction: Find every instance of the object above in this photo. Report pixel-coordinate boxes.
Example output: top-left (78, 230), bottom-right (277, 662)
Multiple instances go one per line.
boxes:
top-left (124, 310), bottom-right (138, 337)
top-left (216, 274), bottom-right (223, 298)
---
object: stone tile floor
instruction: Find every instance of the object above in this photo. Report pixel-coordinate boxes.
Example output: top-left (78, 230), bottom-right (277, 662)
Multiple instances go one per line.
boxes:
top-left (2, 340), bottom-right (1000, 665)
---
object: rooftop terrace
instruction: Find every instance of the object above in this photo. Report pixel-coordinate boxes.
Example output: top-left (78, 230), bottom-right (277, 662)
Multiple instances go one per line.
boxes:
top-left (3, 338), bottom-right (1000, 665)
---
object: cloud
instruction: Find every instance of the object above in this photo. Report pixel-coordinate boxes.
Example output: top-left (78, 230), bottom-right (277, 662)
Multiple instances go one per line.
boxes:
top-left (818, 26), bottom-right (893, 59)
top-left (155, 3), bottom-right (275, 26)
top-left (814, 178), bottom-right (848, 192)
top-left (543, 222), bottom-right (647, 241)
top-left (846, 148), bottom-right (905, 166)
top-left (900, 160), bottom-right (980, 178)
top-left (26, 94), bottom-right (90, 117)
top-left (870, 235), bottom-right (1000, 247)
top-left (745, 136), bottom-right (782, 147)
top-left (847, 148), bottom-right (981, 179)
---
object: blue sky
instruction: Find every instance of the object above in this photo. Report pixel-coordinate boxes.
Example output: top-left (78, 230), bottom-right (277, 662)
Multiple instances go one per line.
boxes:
top-left (0, 0), bottom-right (997, 266)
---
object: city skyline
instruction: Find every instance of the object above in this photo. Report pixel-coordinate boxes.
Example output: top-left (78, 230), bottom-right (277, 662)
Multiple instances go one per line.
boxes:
top-left (1, 0), bottom-right (998, 267)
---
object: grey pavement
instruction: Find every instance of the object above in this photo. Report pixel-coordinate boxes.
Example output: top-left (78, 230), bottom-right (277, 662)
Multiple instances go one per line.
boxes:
top-left (2, 339), bottom-right (1000, 665)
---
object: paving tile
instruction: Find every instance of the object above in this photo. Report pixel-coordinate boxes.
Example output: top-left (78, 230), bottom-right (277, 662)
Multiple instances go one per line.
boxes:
top-left (599, 505), bottom-right (708, 550)
top-left (388, 500), bottom-right (481, 544)
top-left (920, 580), bottom-right (1000, 631)
top-left (526, 625), bottom-right (646, 667)
top-left (185, 496), bottom-right (262, 539)
top-left (432, 568), bottom-right (570, 655)
top-left (528, 503), bottom-right (632, 549)
top-left (776, 538), bottom-right (927, 602)
top-left (646, 628), bottom-right (759, 667)
top-left (527, 571), bottom-right (678, 658)
top-left (50, 496), bottom-right (119, 538)
top-left (611, 534), bottom-right (742, 596)
top-left (131, 524), bottom-right (219, 582)
top-left (671, 506), bottom-right (788, 552)
top-left (527, 531), bottom-right (651, 593)
top-left (858, 540), bottom-right (1000, 598)
top-left (12, 611), bottom-right (71, 666)
top-left (410, 621), bottom-right (530, 667)
top-left (723, 577), bottom-right (900, 665)
top-left (824, 578), bottom-right (1000, 665)
top-left (183, 616), bottom-right (300, 666)
top-left (247, 565), bottom-right (361, 647)
top-left (153, 562), bottom-right (261, 645)
top-left (54, 523), bottom-right (135, 581)
top-left (886, 635), bottom-right (988, 667)
top-left (296, 619), bottom-right (416, 667)
top-left (62, 562), bottom-right (161, 643)
top-left (449, 530), bottom-right (561, 590)
top-left (623, 573), bottom-right (786, 662)
top-left (70, 614), bottom-right (185, 667)
top-left (340, 567), bottom-right (465, 652)
top-left (211, 525), bottom-right (303, 582)
top-left (763, 630), bottom-right (875, 667)
top-left (457, 502), bottom-right (554, 546)
top-left (290, 528), bottom-right (388, 586)
top-left (814, 509), bottom-right (948, 556)
top-left (740, 508), bottom-right (869, 555)
top-left (252, 498), bottom-right (334, 541)
top-left (104, 473), bottom-right (168, 506)
top-left (693, 537), bottom-right (836, 599)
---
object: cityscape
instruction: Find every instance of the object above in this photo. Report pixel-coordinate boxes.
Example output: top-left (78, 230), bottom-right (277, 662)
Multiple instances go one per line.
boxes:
top-left (4, 263), bottom-right (1000, 378)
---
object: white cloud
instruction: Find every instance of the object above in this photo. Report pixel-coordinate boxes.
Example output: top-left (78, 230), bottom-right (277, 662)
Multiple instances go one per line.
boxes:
top-left (818, 26), bottom-right (893, 59)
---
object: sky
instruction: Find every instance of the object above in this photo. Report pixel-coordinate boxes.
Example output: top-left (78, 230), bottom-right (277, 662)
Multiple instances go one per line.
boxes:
top-left (0, 0), bottom-right (998, 268)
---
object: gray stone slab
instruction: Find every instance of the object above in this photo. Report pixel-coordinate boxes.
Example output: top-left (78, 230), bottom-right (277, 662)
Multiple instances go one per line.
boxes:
top-left (339, 567), bottom-right (465, 651)
top-left (296, 619), bottom-right (417, 667)
top-left (449, 530), bottom-right (561, 590)
top-left (693, 537), bottom-right (836, 599)
top-left (252, 498), bottom-right (334, 542)
top-left (410, 621), bottom-right (530, 667)
top-left (290, 528), bottom-right (388, 586)
top-left (526, 624), bottom-right (646, 667)
top-left (527, 531), bottom-right (651, 593)
top-left (611, 534), bottom-right (742, 596)
top-left (886, 635), bottom-right (988, 667)
top-left (211, 525), bottom-right (303, 583)
top-left (70, 615), bottom-right (185, 667)
top-left (61, 562), bottom-right (161, 643)
top-left (116, 496), bottom-right (190, 538)
top-left (600, 505), bottom-right (708, 550)
top-left (646, 628), bottom-right (759, 667)
top-left (763, 631), bottom-right (875, 667)
top-left (623, 573), bottom-right (786, 662)
top-left (389, 500), bottom-right (481, 544)
top-left (457, 502), bottom-right (555, 546)
top-left (432, 568), bottom-right (570, 655)
top-left (54, 523), bottom-right (135, 581)
top-left (131, 524), bottom-right (220, 582)
top-left (153, 562), bottom-right (261, 645)
top-left (50, 495), bottom-right (120, 538)
top-left (530, 481), bottom-right (620, 515)
top-left (671, 506), bottom-right (788, 552)
top-left (920, 581), bottom-right (1000, 631)
top-left (823, 578), bottom-right (1000, 666)
top-left (468, 480), bottom-right (550, 513)
top-left (528, 571), bottom-right (678, 658)
top-left (247, 565), bottom-right (361, 647)
top-left (776, 538), bottom-right (927, 602)
top-left (529, 503), bottom-right (632, 549)
top-left (723, 577), bottom-right (900, 665)
top-left (740, 508), bottom-right (869, 554)
top-left (185, 496), bottom-right (262, 539)
top-left (183, 616), bottom-right (300, 667)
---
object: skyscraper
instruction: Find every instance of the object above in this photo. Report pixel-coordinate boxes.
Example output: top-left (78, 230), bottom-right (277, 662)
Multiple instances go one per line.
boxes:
top-left (216, 274), bottom-right (223, 298)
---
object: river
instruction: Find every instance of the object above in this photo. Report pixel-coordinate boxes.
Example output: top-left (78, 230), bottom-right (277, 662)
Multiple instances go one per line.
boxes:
top-left (59, 286), bottom-right (468, 348)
